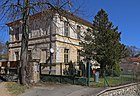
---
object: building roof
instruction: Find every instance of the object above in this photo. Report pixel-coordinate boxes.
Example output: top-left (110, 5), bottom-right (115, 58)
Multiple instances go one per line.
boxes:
top-left (6, 9), bottom-right (93, 28)
top-left (131, 57), bottom-right (140, 62)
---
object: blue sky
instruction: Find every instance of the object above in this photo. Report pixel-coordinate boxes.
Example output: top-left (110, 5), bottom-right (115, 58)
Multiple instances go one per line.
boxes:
top-left (76, 0), bottom-right (140, 48)
top-left (0, 0), bottom-right (140, 48)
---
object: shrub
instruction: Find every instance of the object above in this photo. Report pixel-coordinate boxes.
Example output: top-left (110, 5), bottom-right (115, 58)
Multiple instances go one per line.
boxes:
top-left (113, 63), bottom-right (121, 77)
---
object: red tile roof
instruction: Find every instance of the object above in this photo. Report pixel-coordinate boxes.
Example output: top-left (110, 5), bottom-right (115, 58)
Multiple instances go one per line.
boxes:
top-left (131, 57), bottom-right (140, 62)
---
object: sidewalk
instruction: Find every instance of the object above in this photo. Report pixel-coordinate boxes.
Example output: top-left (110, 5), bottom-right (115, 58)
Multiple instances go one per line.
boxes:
top-left (20, 84), bottom-right (104, 96)
top-left (0, 82), bottom-right (104, 96)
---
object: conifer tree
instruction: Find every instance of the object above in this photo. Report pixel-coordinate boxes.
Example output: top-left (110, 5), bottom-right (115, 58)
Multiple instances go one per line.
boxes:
top-left (93, 9), bottom-right (124, 76)
top-left (81, 9), bottom-right (124, 76)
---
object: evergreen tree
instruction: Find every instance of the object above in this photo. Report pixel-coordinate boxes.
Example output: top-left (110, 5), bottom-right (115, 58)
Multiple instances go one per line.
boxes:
top-left (80, 28), bottom-right (95, 60)
top-left (81, 9), bottom-right (124, 76)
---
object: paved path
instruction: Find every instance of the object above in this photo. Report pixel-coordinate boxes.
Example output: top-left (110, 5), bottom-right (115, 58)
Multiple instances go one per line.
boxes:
top-left (20, 84), bottom-right (104, 96)
top-left (0, 82), bottom-right (15, 96)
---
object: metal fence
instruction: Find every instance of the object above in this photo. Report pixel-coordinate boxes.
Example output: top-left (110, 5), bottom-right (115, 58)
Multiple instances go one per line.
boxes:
top-left (40, 74), bottom-right (87, 86)
top-left (40, 62), bottom-right (89, 86)
top-left (40, 62), bottom-right (140, 87)
top-left (89, 68), bottom-right (140, 88)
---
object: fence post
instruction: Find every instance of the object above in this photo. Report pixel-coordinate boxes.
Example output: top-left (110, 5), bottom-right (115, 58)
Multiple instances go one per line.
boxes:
top-left (104, 69), bottom-right (109, 88)
top-left (104, 70), bottom-right (106, 88)
top-left (60, 63), bottom-right (62, 83)
top-left (73, 75), bottom-right (75, 84)
top-left (87, 61), bottom-right (90, 86)
top-left (39, 63), bottom-right (41, 76)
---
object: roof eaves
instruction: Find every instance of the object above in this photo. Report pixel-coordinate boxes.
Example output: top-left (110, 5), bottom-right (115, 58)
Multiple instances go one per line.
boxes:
top-left (6, 9), bottom-right (93, 28)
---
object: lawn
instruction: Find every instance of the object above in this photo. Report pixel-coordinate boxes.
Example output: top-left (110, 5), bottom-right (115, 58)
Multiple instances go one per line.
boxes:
top-left (90, 75), bottom-right (134, 87)
top-left (6, 82), bottom-right (29, 95)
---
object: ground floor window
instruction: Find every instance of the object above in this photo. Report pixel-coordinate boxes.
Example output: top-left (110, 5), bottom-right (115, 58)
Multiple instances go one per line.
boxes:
top-left (77, 50), bottom-right (80, 63)
top-left (41, 49), bottom-right (48, 63)
top-left (28, 50), bottom-right (32, 60)
top-left (64, 49), bottom-right (69, 63)
top-left (15, 51), bottom-right (19, 61)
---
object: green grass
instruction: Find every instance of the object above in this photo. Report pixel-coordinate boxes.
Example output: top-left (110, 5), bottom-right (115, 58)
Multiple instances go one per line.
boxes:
top-left (6, 82), bottom-right (29, 95)
top-left (90, 75), bottom-right (134, 87)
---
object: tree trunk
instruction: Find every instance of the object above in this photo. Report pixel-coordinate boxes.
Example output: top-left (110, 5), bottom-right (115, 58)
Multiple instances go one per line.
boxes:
top-left (20, 0), bottom-right (30, 85)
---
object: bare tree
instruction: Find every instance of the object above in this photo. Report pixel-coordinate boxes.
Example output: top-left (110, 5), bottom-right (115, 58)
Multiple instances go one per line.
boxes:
top-left (0, 41), bottom-right (8, 60)
top-left (0, 0), bottom-right (78, 85)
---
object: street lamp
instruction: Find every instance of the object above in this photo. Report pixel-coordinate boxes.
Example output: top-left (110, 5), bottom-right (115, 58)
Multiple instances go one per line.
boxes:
top-left (49, 47), bottom-right (54, 75)
top-left (50, 48), bottom-right (54, 54)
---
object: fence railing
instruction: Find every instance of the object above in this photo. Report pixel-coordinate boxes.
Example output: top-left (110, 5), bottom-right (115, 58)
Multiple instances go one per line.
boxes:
top-left (40, 74), bottom-right (87, 86)
top-left (40, 62), bottom-right (140, 87)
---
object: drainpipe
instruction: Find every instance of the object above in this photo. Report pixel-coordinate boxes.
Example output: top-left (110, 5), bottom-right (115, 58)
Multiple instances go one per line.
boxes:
top-left (49, 20), bottom-right (53, 75)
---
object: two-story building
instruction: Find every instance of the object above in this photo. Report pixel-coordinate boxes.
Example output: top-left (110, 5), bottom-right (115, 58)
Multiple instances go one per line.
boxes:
top-left (7, 9), bottom-right (93, 75)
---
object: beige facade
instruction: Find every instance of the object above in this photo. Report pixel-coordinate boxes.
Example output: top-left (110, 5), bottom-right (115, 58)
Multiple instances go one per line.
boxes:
top-left (7, 11), bottom-right (92, 75)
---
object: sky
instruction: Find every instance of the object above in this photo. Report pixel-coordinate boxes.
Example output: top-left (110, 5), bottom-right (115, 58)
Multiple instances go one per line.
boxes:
top-left (0, 0), bottom-right (140, 48)
top-left (76, 0), bottom-right (140, 48)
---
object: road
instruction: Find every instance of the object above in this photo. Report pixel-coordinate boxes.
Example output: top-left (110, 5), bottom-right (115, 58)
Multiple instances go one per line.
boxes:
top-left (20, 83), bottom-right (104, 96)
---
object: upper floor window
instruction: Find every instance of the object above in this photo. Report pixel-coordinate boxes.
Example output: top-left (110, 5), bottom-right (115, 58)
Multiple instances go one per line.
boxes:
top-left (51, 22), bottom-right (56, 34)
top-left (77, 25), bottom-right (81, 39)
top-left (9, 27), bottom-right (14, 41)
top-left (14, 27), bottom-right (20, 41)
top-left (87, 28), bottom-right (91, 33)
top-left (64, 21), bottom-right (69, 37)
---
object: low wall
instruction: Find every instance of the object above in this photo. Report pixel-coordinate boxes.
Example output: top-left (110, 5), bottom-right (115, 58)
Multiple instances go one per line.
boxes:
top-left (97, 83), bottom-right (140, 96)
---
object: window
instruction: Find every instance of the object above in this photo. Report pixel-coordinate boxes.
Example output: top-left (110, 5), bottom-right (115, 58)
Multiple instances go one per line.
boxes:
top-left (28, 50), bottom-right (32, 60)
top-left (51, 22), bottom-right (56, 34)
top-left (15, 52), bottom-right (19, 61)
top-left (40, 49), bottom-right (48, 63)
top-left (15, 27), bottom-right (19, 41)
top-left (87, 28), bottom-right (91, 33)
top-left (15, 33), bottom-right (19, 41)
top-left (9, 27), bottom-right (14, 42)
top-left (77, 25), bottom-right (81, 39)
top-left (64, 49), bottom-right (69, 63)
top-left (77, 50), bottom-right (80, 63)
top-left (64, 21), bottom-right (69, 37)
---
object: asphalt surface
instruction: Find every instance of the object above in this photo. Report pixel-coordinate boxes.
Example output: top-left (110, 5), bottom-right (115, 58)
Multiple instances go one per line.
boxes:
top-left (20, 84), bottom-right (104, 96)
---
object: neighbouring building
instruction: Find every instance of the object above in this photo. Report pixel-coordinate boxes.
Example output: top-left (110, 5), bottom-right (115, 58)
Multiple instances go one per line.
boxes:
top-left (121, 57), bottom-right (140, 75)
top-left (7, 9), bottom-right (93, 75)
